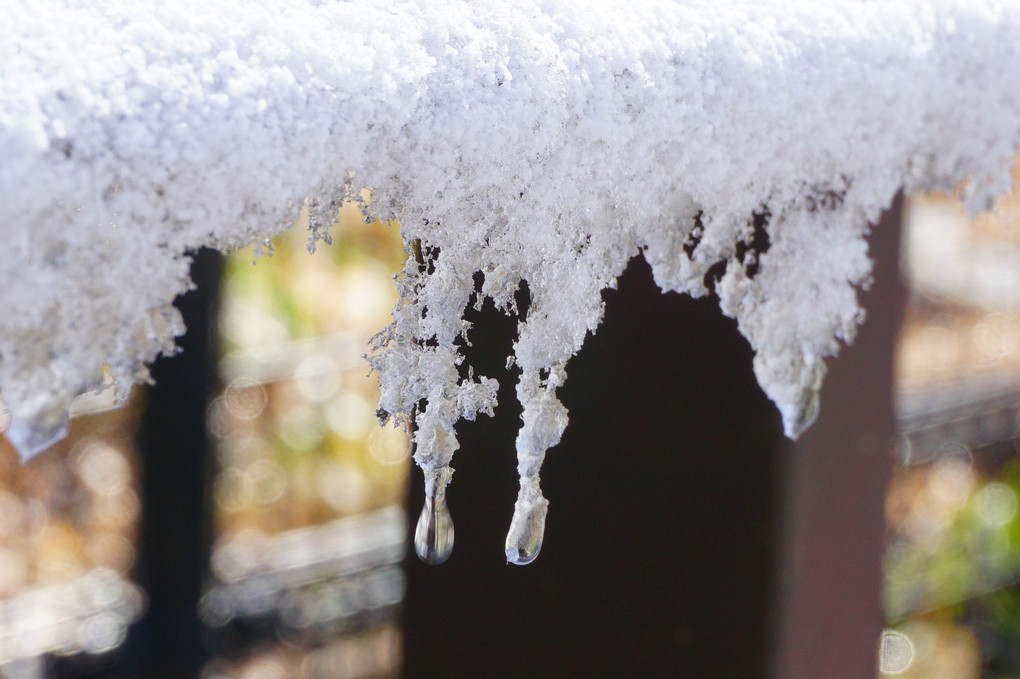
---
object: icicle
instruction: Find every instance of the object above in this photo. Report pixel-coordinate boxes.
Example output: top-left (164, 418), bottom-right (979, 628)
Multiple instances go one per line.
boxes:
top-left (504, 367), bottom-right (568, 565)
top-left (415, 494), bottom-right (454, 565)
top-left (414, 465), bottom-right (455, 565)
top-left (4, 392), bottom-right (73, 461)
top-left (781, 385), bottom-right (821, 440)
top-left (505, 481), bottom-right (548, 565)
top-left (770, 356), bottom-right (826, 441)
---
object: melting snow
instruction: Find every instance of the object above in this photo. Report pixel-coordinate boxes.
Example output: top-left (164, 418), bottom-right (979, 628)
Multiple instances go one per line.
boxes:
top-left (3, 0), bottom-right (1020, 562)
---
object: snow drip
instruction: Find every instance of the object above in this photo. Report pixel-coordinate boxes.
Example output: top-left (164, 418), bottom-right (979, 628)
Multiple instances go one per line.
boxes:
top-left (3, 0), bottom-right (1020, 563)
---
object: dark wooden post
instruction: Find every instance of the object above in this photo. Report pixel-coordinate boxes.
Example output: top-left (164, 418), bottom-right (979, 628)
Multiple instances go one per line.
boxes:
top-left (401, 197), bottom-right (904, 679)
top-left (131, 248), bottom-right (222, 679)
top-left (769, 195), bottom-right (905, 679)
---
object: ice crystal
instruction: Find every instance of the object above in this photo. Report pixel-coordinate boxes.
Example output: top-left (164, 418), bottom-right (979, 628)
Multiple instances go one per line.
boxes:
top-left (3, 0), bottom-right (1020, 562)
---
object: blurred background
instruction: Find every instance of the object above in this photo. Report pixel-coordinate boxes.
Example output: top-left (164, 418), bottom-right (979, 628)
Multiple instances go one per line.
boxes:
top-left (0, 171), bottom-right (1019, 677)
top-left (882, 167), bottom-right (1020, 679)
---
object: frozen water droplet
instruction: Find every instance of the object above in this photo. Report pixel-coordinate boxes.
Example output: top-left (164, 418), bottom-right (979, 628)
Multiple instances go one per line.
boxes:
top-left (782, 387), bottom-right (820, 440)
top-left (414, 496), bottom-right (454, 565)
top-left (505, 493), bottom-right (548, 565)
top-left (5, 393), bottom-right (73, 461)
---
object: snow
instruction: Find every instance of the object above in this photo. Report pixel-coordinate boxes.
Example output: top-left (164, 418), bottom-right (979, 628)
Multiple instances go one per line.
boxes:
top-left (3, 0), bottom-right (1020, 561)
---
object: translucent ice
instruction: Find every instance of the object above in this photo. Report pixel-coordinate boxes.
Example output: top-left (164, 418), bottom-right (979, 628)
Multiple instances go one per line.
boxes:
top-left (413, 464), bottom-right (458, 565)
top-left (781, 387), bottom-right (822, 442)
top-left (505, 488), bottom-right (549, 566)
top-left (414, 495), bottom-right (455, 566)
top-left (5, 391), bottom-right (73, 461)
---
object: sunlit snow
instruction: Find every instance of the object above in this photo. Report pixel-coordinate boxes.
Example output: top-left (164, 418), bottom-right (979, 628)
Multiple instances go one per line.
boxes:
top-left (3, 0), bottom-right (1020, 563)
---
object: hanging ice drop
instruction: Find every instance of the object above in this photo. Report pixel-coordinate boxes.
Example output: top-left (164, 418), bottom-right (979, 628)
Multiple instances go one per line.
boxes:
top-left (4, 392), bottom-right (73, 461)
top-left (504, 366), bottom-right (566, 564)
top-left (505, 488), bottom-right (548, 565)
top-left (781, 385), bottom-right (820, 441)
top-left (414, 494), bottom-right (454, 565)
top-left (772, 358), bottom-right (826, 441)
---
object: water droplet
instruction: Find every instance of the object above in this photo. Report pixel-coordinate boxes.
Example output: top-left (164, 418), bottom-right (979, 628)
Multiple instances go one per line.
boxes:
top-left (414, 496), bottom-right (454, 565)
top-left (4, 394), bottom-right (73, 461)
top-left (505, 494), bottom-right (548, 566)
top-left (782, 387), bottom-right (820, 440)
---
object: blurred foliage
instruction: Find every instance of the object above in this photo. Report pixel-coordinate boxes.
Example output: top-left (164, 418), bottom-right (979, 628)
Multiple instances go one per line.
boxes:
top-left (885, 183), bottom-right (1020, 678)
top-left (883, 441), bottom-right (1020, 678)
top-left (215, 200), bottom-right (408, 538)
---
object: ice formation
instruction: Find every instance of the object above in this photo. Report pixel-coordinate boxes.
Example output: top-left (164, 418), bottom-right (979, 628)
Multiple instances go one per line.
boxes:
top-left (3, 0), bottom-right (1020, 564)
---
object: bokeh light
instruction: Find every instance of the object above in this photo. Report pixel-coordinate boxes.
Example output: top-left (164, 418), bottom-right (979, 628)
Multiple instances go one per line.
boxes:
top-left (204, 200), bottom-right (407, 675)
top-left (879, 629), bottom-right (914, 674)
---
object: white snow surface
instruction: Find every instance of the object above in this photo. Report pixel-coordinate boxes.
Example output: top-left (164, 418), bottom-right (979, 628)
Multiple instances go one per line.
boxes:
top-left (3, 0), bottom-right (1020, 536)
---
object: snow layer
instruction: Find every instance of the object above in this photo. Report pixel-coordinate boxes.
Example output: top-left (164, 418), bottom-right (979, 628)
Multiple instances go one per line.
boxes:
top-left (4, 0), bottom-right (1020, 558)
